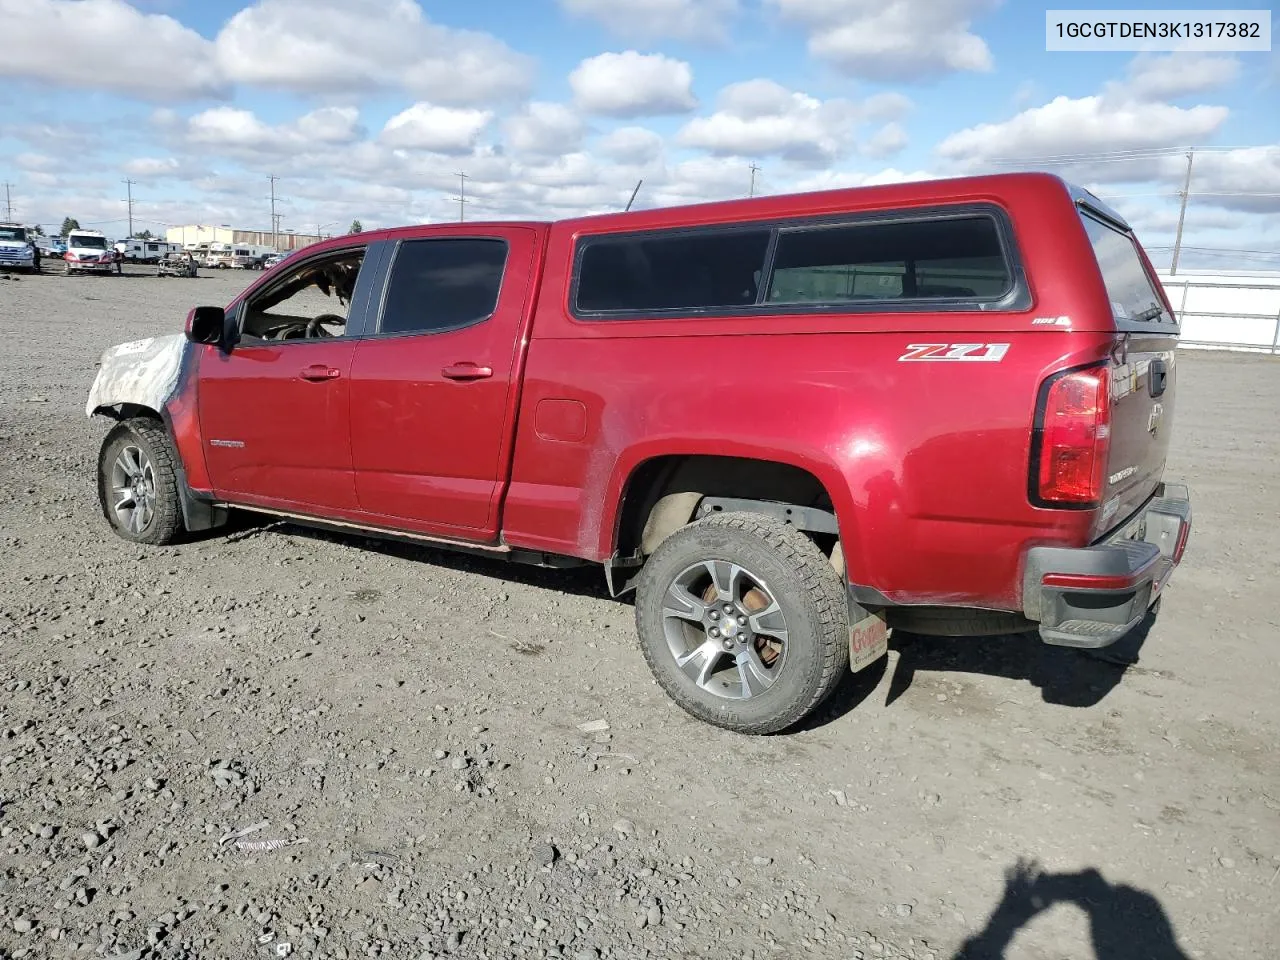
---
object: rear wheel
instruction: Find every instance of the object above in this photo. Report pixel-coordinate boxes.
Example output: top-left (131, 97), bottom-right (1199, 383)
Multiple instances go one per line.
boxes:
top-left (97, 420), bottom-right (183, 545)
top-left (635, 513), bottom-right (849, 734)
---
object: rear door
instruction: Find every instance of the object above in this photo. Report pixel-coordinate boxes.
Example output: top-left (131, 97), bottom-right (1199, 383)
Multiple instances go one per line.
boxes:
top-left (1079, 210), bottom-right (1179, 534)
top-left (349, 226), bottom-right (540, 539)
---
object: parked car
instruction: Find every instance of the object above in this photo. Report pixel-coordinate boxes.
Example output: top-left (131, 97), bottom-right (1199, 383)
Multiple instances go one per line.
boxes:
top-left (157, 251), bottom-right (198, 278)
top-left (85, 172), bottom-right (1191, 733)
top-left (0, 223), bottom-right (39, 272)
top-left (64, 230), bottom-right (119, 275)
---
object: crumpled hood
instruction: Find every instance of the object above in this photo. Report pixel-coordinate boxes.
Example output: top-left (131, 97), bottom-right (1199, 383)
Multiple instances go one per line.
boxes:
top-left (86, 334), bottom-right (189, 418)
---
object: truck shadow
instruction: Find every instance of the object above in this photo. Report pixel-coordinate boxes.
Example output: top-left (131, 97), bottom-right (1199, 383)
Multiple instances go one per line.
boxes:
top-left (952, 857), bottom-right (1191, 959)
top-left (801, 606), bottom-right (1160, 731)
top-left (887, 606), bottom-right (1159, 709)
top-left (246, 519), bottom-right (617, 603)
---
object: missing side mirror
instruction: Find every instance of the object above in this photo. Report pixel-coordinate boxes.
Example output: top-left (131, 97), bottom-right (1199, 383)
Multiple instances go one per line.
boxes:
top-left (185, 306), bottom-right (227, 347)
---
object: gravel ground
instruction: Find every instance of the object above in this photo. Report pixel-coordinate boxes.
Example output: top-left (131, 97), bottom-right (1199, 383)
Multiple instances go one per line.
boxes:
top-left (0, 264), bottom-right (1277, 960)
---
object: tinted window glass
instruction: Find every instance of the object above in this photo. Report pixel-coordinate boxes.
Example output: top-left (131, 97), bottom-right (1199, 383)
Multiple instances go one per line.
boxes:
top-left (381, 239), bottom-right (508, 335)
top-left (767, 217), bottom-right (1011, 305)
top-left (1080, 215), bottom-right (1171, 324)
top-left (576, 229), bottom-right (771, 314)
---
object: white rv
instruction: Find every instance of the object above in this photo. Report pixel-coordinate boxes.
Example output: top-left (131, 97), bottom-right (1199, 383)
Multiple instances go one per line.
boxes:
top-left (117, 238), bottom-right (180, 264)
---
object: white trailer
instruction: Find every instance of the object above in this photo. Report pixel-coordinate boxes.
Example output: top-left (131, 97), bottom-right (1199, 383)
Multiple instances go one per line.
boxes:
top-left (117, 238), bottom-right (181, 264)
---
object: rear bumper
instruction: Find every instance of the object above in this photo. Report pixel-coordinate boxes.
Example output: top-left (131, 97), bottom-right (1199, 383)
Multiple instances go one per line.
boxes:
top-left (1023, 482), bottom-right (1191, 648)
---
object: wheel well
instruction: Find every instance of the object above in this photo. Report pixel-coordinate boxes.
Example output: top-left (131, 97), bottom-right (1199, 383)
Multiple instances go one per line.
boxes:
top-left (92, 403), bottom-right (163, 422)
top-left (616, 455), bottom-right (836, 559)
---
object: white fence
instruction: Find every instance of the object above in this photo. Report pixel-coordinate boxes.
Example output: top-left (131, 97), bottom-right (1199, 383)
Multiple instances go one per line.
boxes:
top-left (1155, 272), bottom-right (1280, 354)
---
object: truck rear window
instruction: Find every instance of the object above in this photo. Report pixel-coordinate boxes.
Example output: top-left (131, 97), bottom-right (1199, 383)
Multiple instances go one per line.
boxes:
top-left (1080, 213), bottom-right (1172, 325)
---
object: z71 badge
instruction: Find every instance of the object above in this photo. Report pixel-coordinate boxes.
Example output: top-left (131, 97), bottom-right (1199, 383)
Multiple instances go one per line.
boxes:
top-left (898, 343), bottom-right (1010, 362)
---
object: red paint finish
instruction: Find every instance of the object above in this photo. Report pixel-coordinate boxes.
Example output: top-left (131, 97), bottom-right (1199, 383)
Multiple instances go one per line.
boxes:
top-left (198, 340), bottom-right (359, 510)
top-left (176, 172), bottom-right (1182, 616)
top-left (348, 226), bottom-right (543, 538)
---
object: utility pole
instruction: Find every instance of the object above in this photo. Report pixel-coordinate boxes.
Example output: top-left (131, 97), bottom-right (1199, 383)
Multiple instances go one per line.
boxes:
top-left (268, 175), bottom-right (280, 249)
top-left (1170, 148), bottom-right (1194, 276)
top-left (749, 163), bottom-right (761, 198)
top-left (3, 182), bottom-right (12, 222)
top-left (122, 179), bottom-right (136, 238)
top-left (451, 171), bottom-right (469, 222)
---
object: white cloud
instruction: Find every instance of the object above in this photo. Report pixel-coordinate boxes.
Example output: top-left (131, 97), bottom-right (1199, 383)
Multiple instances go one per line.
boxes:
top-left (1109, 54), bottom-right (1241, 102)
top-left (678, 80), bottom-right (860, 162)
top-left (596, 126), bottom-right (666, 163)
top-left (570, 51), bottom-right (697, 117)
top-left (186, 106), bottom-right (365, 154)
top-left (15, 153), bottom-right (57, 172)
top-left (677, 79), bottom-right (911, 164)
top-left (559, 0), bottom-right (739, 42)
top-left (768, 0), bottom-right (997, 81)
top-left (0, 0), bottom-right (224, 100)
top-left (1189, 147), bottom-right (1280, 214)
top-left (122, 157), bottom-right (184, 179)
top-left (215, 0), bottom-right (534, 104)
top-left (863, 122), bottom-right (908, 158)
top-left (788, 167), bottom-right (939, 193)
top-left (937, 96), bottom-right (1229, 170)
top-left (503, 103), bottom-right (586, 156)
top-left (380, 104), bottom-right (493, 153)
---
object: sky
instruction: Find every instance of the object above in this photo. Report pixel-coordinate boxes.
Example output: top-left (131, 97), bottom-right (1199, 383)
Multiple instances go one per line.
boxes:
top-left (1, 0), bottom-right (1277, 271)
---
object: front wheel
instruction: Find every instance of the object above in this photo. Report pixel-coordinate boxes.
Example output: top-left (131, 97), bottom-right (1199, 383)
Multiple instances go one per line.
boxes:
top-left (635, 513), bottom-right (849, 734)
top-left (97, 420), bottom-right (184, 545)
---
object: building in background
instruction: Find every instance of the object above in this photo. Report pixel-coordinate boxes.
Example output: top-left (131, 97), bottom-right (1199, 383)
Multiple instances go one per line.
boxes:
top-left (164, 225), bottom-right (325, 252)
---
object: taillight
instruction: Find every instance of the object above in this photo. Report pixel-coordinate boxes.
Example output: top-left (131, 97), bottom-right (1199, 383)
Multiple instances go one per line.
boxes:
top-left (1033, 366), bottom-right (1111, 507)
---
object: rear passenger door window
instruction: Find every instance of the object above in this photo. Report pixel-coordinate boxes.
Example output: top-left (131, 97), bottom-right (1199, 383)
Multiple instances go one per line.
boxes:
top-left (767, 216), bottom-right (1012, 306)
top-left (378, 238), bottom-right (508, 335)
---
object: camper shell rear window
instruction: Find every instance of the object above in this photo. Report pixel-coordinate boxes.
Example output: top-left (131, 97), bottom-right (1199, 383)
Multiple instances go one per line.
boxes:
top-left (1079, 211), bottom-right (1175, 327)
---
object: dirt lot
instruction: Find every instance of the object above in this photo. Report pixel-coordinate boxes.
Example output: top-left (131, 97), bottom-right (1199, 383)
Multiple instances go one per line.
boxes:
top-left (0, 264), bottom-right (1277, 960)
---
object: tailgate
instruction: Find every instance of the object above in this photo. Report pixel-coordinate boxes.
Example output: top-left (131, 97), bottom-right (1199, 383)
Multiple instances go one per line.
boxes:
top-left (1101, 337), bottom-right (1176, 535)
top-left (1077, 210), bottom-right (1180, 538)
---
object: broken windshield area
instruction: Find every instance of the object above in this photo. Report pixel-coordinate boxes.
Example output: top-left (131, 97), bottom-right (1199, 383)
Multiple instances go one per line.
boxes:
top-left (240, 250), bottom-right (365, 341)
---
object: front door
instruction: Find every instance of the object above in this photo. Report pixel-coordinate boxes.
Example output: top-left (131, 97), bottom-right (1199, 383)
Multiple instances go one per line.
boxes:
top-left (349, 228), bottom-right (539, 538)
top-left (199, 244), bottom-right (372, 513)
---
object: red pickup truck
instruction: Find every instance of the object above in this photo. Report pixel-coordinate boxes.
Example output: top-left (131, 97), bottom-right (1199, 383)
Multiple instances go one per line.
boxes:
top-left (87, 172), bottom-right (1191, 733)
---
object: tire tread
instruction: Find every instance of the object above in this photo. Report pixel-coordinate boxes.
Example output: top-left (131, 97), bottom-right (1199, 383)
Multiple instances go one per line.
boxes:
top-left (635, 512), bottom-right (849, 734)
top-left (98, 419), bottom-right (184, 546)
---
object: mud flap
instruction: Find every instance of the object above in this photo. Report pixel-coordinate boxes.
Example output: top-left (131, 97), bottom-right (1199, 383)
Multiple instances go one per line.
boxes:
top-left (849, 609), bottom-right (889, 672)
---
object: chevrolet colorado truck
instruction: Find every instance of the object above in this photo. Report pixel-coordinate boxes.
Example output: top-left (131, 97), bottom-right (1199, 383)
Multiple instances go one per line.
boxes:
top-left (86, 173), bottom-right (1192, 733)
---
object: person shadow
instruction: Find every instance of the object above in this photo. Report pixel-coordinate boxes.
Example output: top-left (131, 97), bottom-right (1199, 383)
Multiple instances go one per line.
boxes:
top-left (953, 858), bottom-right (1191, 960)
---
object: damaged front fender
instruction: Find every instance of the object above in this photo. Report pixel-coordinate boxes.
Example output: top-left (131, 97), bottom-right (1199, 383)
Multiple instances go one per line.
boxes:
top-left (86, 334), bottom-right (190, 418)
